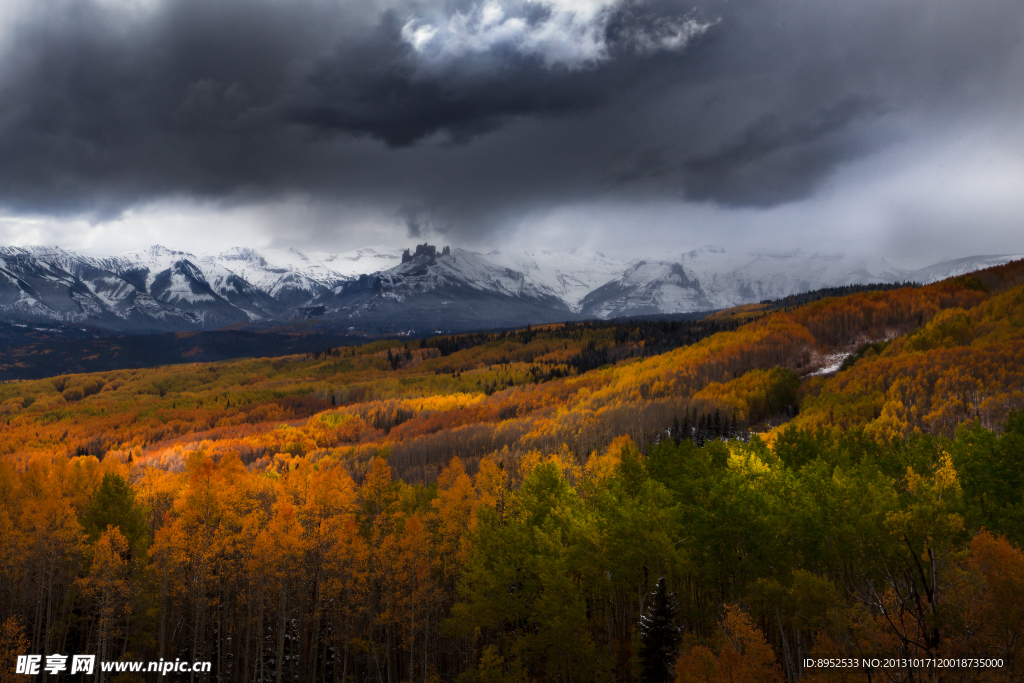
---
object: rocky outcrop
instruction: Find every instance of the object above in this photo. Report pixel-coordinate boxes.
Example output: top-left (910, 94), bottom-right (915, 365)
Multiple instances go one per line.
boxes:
top-left (401, 243), bottom-right (450, 263)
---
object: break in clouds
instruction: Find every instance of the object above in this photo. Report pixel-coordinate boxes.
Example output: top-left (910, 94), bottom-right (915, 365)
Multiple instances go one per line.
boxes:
top-left (0, 0), bottom-right (1021, 256)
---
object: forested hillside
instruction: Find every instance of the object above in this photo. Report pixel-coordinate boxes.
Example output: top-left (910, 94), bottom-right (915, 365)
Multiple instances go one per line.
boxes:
top-left (1, 260), bottom-right (1023, 682)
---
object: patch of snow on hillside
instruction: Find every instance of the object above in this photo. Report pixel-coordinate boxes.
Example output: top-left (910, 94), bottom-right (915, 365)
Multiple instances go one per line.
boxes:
top-left (158, 271), bottom-right (215, 304)
top-left (811, 353), bottom-right (849, 376)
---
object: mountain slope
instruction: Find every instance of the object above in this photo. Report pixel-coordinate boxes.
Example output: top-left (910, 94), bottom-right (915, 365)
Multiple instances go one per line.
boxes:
top-left (307, 248), bottom-right (575, 333)
top-left (678, 246), bottom-right (916, 309)
top-left (578, 260), bottom-right (714, 318)
top-left (485, 248), bottom-right (631, 312)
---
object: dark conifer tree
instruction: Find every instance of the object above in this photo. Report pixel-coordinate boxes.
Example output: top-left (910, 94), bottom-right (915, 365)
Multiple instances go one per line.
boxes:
top-left (639, 577), bottom-right (681, 683)
top-left (81, 473), bottom-right (151, 559)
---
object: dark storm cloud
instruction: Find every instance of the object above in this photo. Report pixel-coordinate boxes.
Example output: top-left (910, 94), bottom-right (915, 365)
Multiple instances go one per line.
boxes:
top-left (284, 9), bottom-right (609, 147)
top-left (0, 0), bottom-right (1020, 234)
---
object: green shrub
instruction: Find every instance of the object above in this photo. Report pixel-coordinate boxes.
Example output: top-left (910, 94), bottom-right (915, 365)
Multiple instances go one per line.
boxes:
top-left (62, 387), bottom-right (85, 402)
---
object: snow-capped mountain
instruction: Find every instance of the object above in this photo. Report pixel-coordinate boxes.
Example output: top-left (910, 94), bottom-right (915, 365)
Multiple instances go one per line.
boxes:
top-left (578, 245), bottom-right (1015, 318)
top-left (675, 246), bottom-right (917, 309)
top-left (485, 248), bottom-right (631, 312)
top-left (213, 247), bottom-right (340, 308)
top-left (323, 246), bottom-right (405, 278)
top-left (0, 245), bottom-right (284, 331)
top-left (0, 242), bottom-right (1020, 334)
top-left (359, 246), bottom-right (556, 302)
top-left (912, 254), bottom-right (1022, 284)
top-left (301, 245), bottom-right (574, 333)
top-left (579, 260), bottom-right (715, 319)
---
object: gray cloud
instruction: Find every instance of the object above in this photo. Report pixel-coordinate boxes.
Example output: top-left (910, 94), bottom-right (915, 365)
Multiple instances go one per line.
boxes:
top-left (0, 0), bottom-right (1021, 248)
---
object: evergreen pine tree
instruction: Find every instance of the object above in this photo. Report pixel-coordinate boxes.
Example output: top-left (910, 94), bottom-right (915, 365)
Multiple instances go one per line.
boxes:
top-left (639, 577), bottom-right (681, 683)
top-left (81, 473), bottom-right (151, 559)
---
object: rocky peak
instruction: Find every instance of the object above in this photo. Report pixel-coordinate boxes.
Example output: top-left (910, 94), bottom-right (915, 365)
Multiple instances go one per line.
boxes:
top-left (401, 243), bottom-right (451, 263)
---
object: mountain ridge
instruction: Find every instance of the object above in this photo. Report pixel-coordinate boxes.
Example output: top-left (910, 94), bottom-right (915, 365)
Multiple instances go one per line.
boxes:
top-left (0, 243), bottom-right (1019, 334)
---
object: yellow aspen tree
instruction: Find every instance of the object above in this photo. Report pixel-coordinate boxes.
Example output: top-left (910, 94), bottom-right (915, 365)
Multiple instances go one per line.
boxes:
top-left (324, 514), bottom-right (369, 683)
top-left (431, 457), bottom-right (477, 590)
top-left (76, 527), bottom-right (132, 681)
top-left (299, 462), bottom-right (358, 681)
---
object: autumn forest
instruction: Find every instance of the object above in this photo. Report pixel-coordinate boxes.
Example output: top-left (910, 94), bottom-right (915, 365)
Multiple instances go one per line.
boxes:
top-left (3, 260), bottom-right (1024, 682)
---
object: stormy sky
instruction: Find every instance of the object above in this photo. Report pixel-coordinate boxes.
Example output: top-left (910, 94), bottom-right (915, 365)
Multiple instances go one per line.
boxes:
top-left (0, 0), bottom-right (1021, 262)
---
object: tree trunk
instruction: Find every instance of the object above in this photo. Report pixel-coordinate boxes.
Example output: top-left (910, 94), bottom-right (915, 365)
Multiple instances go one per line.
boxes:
top-left (257, 605), bottom-right (265, 683)
top-left (776, 610), bottom-right (795, 683)
top-left (310, 579), bottom-right (322, 683)
top-left (159, 569), bottom-right (168, 660)
top-left (276, 585), bottom-right (287, 683)
top-left (409, 591), bottom-right (415, 683)
top-left (386, 622), bottom-right (395, 683)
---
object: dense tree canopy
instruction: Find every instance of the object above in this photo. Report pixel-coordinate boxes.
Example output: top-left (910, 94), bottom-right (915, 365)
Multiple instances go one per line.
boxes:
top-left (1, 258), bottom-right (1023, 681)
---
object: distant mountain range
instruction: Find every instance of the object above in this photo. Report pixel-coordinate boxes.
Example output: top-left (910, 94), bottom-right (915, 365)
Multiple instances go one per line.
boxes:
top-left (0, 243), bottom-right (1019, 334)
